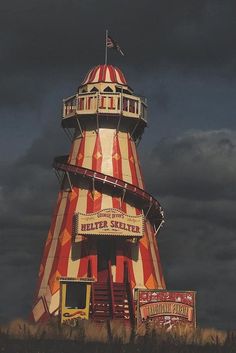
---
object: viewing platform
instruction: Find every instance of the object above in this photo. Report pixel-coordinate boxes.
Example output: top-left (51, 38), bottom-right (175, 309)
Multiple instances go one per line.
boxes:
top-left (62, 91), bottom-right (147, 123)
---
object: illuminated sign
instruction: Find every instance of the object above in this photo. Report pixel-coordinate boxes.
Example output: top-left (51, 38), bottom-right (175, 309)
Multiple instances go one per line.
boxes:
top-left (137, 290), bottom-right (196, 330)
top-left (75, 208), bottom-right (144, 238)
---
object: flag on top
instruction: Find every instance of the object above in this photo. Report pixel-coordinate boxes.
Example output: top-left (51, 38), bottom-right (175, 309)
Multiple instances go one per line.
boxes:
top-left (106, 34), bottom-right (124, 56)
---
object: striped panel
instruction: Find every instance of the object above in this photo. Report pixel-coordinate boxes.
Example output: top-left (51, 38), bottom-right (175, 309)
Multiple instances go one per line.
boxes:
top-left (112, 134), bottom-right (122, 210)
top-left (127, 135), bottom-right (139, 187)
top-left (45, 189), bottom-right (78, 301)
top-left (38, 192), bottom-right (68, 297)
top-left (130, 242), bottom-right (144, 288)
top-left (69, 137), bottom-right (91, 279)
top-left (82, 131), bottom-right (97, 169)
top-left (68, 136), bottom-right (82, 165)
top-left (78, 132), bottom-right (102, 278)
top-left (139, 223), bottom-right (158, 289)
top-left (112, 133), bottom-right (123, 179)
top-left (35, 191), bottom-right (63, 295)
top-left (124, 242), bottom-right (136, 288)
top-left (34, 123), bottom-right (165, 320)
top-left (123, 203), bottom-right (137, 288)
top-left (146, 221), bottom-right (166, 289)
top-left (86, 133), bottom-right (103, 213)
top-left (47, 188), bottom-right (79, 300)
top-left (130, 139), bottom-right (145, 189)
top-left (118, 132), bottom-right (132, 184)
top-left (67, 188), bottom-right (88, 278)
top-left (82, 65), bottom-right (127, 85)
top-left (99, 129), bottom-right (115, 176)
top-left (114, 67), bottom-right (127, 85)
top-left (47, 288), bottom-right (60, 314)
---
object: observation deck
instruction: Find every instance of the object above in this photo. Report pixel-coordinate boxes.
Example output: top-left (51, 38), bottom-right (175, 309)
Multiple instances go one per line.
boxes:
top-left (61, 65), bottom-right (148, 140)
top-left (62, 91), bottom-right (147, 121)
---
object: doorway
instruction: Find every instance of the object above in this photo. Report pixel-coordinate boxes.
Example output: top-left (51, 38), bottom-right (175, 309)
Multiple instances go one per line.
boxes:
top-left (97, 239), bottom-right (115, 282)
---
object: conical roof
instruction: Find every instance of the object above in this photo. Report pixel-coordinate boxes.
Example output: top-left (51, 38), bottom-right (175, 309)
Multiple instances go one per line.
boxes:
top-left (81, 64), bottom-right (127, 85)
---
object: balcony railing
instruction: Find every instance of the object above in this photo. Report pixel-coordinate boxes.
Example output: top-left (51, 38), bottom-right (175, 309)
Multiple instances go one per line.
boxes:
top-left (63, 92), bottom-right (147, 122)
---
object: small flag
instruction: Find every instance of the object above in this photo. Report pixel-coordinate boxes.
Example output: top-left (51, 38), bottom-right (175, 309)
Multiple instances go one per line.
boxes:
top-left (106, 34), bottom-right (124, 56)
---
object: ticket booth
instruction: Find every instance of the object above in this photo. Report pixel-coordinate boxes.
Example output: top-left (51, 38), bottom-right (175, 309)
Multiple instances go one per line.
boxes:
top-left (60, 278), bottom-right (93, 325)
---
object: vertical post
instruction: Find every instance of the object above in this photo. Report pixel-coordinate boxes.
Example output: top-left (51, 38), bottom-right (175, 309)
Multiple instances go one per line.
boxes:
top-left (105, 29), bottom-right (108, 65)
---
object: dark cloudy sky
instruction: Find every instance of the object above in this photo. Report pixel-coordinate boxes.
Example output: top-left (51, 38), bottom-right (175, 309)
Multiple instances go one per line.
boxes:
top-left (0, 0), bottom-right (236, 330)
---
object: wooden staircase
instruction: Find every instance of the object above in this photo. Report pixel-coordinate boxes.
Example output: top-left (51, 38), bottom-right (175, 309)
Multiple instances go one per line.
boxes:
top-left (90, 261), bottom-right (135, 323)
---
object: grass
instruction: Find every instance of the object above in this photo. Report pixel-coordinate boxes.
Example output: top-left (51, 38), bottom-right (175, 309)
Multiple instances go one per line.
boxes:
top-left (0, 318), bottom-right (236, 353)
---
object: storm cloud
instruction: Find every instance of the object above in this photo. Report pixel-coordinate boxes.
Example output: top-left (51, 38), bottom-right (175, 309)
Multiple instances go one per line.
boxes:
top-left (144, 130), bottom-right (236, 329)
top-left (0, 0), bottom-right (235, 329)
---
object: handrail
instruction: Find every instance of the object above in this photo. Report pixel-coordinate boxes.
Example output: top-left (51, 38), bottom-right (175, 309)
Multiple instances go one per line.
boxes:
top-left (108, 260), bottom-right (115, 319)
top-left (124, 261), bottom-right (135, 324)
top-left (53, 156), bottom-right (164, 229)
top-left (62, 91), bottom-right (147, 123)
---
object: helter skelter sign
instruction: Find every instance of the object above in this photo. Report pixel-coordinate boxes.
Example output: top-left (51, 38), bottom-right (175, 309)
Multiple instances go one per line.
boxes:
top-left (75, 208), bottom-right (144, 238)
top-left (137, 289), bottom-right (196, 330)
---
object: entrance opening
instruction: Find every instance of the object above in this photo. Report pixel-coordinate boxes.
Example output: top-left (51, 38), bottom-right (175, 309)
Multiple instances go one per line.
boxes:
top-left (97, 239), bottom-right (115, 282)
top-left (65, 282), bottom-right (87, 309)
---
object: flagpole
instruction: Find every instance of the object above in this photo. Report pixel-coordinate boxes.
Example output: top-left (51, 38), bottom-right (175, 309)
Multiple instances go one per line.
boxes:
top-left (105, 29), bottom-right (108, 65)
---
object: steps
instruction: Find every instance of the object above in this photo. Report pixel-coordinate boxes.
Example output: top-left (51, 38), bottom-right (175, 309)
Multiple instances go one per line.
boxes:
top-left (91, 282), bottom-right (132, 321)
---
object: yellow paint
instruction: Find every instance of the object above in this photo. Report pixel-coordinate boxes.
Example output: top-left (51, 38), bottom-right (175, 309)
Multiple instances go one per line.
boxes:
top-left (60, 282), bottom-right (91, 324)
top-left (49, 270), bottom-right (61, 295)
top-left (145, 273), bottom-right (157, 289)
top-left (59, 228), bottom-right (71, 246)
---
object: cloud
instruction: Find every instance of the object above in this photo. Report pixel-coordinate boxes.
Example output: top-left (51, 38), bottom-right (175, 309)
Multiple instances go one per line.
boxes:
top-left (0, 127), bottom-right (235, 329)
top-left (143, 129), bottom-right (236, 329)
top-left (0, 124), bottom-right (67, 321)
top-left (0, 0), bottom-right (235, 329)
top-left (145, 130), bottom-right (236, 200)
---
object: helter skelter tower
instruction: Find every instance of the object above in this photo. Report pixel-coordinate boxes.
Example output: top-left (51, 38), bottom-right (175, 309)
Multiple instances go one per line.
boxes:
top-left (32, 64), bottom-right (166, 324)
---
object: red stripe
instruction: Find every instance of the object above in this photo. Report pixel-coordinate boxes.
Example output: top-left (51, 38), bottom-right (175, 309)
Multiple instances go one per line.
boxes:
top-left (92, 133), bottom-right (102, 172)
top-left (56, 188), bottom-right (79, 278)
top-left (112, 135), bottom-right (122, 179)
top-left (86, 133), bottom-right (103, 213)
top-left (76, 132), bottom-right (86, 166)
top-left (127, 136), bottom-right (139, 187)
top-left (130, 140), bottom-right (145, 189)
top-left (48, 188), bottom-right (78, 294)
top-left (68, 139), bottom-right (81, 164)
top-left (112, 135), bottom-right (123, 210)
top-left (124, 244), bottom-right (136, 288)
top-left (89, 66), bottom-right (99, 83)
top-left (34, 191), bottom-right (63, 295)
top-left (82, 65), bottom-right (127, 85)
top-left (99, 65), bottom-right (104, 82)
top-left (81, 71), bottom-right (90, 85)
top-left (147, 222), bottom-right (166, 289)
top-left (115, 67), bottom-right (126, 84)
top-left (140, 223), bottom-right (159, 288)
top-left (84, 69), bottom-right (93, 85)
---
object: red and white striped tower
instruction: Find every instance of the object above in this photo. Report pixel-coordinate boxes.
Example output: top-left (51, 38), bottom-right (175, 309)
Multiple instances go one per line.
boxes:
top-left (31, 65), bottom-right (165, 323)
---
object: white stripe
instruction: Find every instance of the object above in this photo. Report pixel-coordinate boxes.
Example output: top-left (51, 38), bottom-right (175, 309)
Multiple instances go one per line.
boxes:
top-left (118, 132), bottom-right (132, 184)
top-left (99, 129), bottom-right (115, 176)
top-left (82, 131), bottom-right (97, 169)
top-left (146, 221), bottom-right (163, 287)
top-left (93, 68), bottom-right (100, 83)
top-left (105, 67), bottom-right (112, 82)
top-left (70, 137), bottom-right (81, 165)
top-left (131, 245), bottom-right (145, 287)
top-left (130, 140), bottom-right (144, 189)
top-left (39, 193), bottom-right (68, 296)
